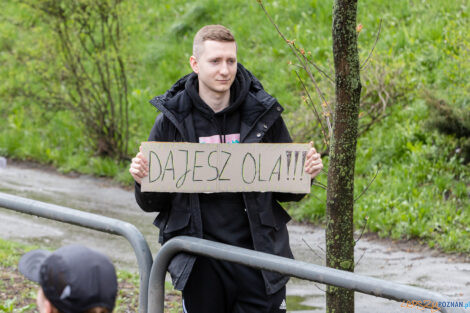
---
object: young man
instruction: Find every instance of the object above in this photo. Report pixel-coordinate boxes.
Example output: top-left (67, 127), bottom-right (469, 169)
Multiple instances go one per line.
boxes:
top-left (18, 245), bottom-right (118, 313)
top-left (130, 25), bottom-right (323, 313)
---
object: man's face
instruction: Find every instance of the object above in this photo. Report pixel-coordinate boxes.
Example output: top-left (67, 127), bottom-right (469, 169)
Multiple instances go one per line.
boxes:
top-left (190, 40), bottom-right (237, 96)
top-left (36, 288), bottom-right (50, 313)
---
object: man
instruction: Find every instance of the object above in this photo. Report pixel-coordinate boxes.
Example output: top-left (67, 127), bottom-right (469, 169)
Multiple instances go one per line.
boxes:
top-left (18, 245), bottom-right (118, 313)
top-left (129, 24), bottom-right (323, 313)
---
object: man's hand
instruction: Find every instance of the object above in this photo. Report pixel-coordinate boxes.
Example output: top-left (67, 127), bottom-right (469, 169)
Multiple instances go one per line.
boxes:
top-left (304, 141), bottom-right (323, 179)
top-left (129, 146), bottom-right (149, 185)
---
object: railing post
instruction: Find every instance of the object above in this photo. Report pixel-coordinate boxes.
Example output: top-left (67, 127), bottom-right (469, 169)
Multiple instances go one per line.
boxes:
top-left (0, 192), bottom-right (152, 313)
top-left (148, 236), bottom-right (463, 313)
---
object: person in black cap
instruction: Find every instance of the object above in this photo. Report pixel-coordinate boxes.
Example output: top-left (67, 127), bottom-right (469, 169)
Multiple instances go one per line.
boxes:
top-left (18, 244), bottom-right (118, 313)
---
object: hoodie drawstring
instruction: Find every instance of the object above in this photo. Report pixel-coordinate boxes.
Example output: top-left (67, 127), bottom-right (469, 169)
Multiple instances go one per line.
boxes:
top-left (222, 114), bottom-right (227, 143)
top-left (210, 115), bottom-right (226, 143)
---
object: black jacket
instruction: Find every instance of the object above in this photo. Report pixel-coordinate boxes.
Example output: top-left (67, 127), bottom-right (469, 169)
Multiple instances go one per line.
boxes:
top-left (135, 64), bottom-right (306, 295)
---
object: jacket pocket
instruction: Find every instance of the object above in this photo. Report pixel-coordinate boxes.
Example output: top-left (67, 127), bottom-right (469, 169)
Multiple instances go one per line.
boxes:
top-left (164, 210), bottom-right (191, 233)
top-left (153, 211), bottom-right (168, 229)
top-left (259, 203), bottom-right (291, 231)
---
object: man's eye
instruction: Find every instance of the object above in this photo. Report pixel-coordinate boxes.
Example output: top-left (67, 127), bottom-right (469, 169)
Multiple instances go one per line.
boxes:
top-left (211, 60), bottom-right (219, 64)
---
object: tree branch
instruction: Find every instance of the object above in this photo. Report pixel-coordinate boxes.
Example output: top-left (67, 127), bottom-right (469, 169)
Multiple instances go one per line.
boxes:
top-left (360, 19), bottom-right (382, 70)
top-left (354, 165), bottom-right (380, 202)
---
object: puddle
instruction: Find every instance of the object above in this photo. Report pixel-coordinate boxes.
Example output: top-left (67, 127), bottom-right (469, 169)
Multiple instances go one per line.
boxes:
top-left (286, 295), bottom-right (319, 312)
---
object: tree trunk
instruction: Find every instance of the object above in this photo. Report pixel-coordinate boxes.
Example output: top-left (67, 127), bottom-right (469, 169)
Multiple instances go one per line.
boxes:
top-left (326, 0), bottom-right (361, 312)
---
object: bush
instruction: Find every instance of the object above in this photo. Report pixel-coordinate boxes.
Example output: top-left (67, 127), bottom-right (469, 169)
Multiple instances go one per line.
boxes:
top-left (425, 95), bottom-right (470, 163)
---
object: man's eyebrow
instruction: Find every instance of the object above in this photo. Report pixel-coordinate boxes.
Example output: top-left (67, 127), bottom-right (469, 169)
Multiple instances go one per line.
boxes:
top-left (208, 56), bottom-right (236, 61)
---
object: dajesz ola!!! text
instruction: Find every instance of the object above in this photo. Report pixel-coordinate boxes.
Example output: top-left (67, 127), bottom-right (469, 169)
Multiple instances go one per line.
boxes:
top-left (141, 142), bottom-right (311, 193)
top-left (148, 149), bottom-right (306, 187)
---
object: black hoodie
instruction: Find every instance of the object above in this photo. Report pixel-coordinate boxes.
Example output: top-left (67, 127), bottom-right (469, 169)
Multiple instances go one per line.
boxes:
top-left (138, 63), bottom-right (305, 294)
top-left (184, 66), bottom-right (252, 249)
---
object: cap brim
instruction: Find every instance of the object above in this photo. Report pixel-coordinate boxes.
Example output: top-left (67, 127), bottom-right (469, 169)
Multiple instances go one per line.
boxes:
top-left (18, 249), bottom-right (51, 283)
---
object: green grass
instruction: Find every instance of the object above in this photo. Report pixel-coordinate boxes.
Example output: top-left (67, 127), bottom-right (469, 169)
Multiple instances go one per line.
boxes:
top-left (0, 0), bottom-right (468, 252)
top-left (0, 239), bottom-right (38, 312)
top-left (290, 102), bottom-right (469, 253)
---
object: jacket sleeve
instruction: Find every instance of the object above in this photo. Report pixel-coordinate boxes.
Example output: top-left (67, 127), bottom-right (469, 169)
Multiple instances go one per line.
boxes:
top-left (267, 116), bottom-right (308, 203)
top-left (134, 113), bottom-right (172, 212)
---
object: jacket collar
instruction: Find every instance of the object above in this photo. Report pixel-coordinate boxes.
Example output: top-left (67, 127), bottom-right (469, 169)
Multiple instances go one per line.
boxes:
top-left (149, 64), bottom-right (284, 143)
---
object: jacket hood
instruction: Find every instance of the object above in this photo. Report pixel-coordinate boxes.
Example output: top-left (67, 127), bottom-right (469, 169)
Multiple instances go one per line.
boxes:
top-left (149, 63), bottom-right (273, 125)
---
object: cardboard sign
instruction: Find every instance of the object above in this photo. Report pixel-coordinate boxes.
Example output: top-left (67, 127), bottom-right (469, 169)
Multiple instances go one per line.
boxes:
top-left (141, 142), bottom-right (311, 193)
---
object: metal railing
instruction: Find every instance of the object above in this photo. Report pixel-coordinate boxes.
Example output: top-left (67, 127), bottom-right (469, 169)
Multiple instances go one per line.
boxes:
top-left (1, 191), bottom-right (462, 313)
top-left (148, 236), bottom-right (463, 313)
top-left (0, 192), bottom-right (153, 313)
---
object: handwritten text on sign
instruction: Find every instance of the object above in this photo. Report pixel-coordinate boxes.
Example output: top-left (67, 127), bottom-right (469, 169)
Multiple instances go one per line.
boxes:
top-left (141, 142), bottom-right (311, 193)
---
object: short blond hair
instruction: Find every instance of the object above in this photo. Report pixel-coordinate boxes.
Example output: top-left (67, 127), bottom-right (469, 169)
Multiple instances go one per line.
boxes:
top-left (193, 25), bottom-right (236, 57)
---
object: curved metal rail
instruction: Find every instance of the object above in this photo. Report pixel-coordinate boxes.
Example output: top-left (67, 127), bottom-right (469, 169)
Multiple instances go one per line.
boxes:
top-left (148, 236), bottom-right (462, 313)
top-left (0, 192), bottom-right (153, 313)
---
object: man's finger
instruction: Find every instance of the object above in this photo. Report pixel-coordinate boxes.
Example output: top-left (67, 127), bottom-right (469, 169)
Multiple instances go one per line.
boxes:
top-left (133, 153), bottom-right (148, 167)
top-left (304, 159), bottom-right (318, 169)
top-left (130, 173), bottom-right (142, 184)
top-left (130, 162), bottom-right (143, 172)
top-left (308, 165), bottom-right (323, 177)
top-left (306, 148), bottom-right (316, 158)
top-left (310, 161), bottom-right (323, 169)
top-left (136, 152), bottom-right (148, 162)
top-left (309, 141), bottom-right (317, 153)
top-left (129, 168), bottom-right (143, 183)
top-left (129, 166), bottom-right (144, 176)
top-left (308, 160), bottom-right (322, 168)
top-left (310, 169), bottom-right (322, 179)
top-left (308, 162), bottom-right (323, 170)
top-left (131, 159), bottom-right (149, 173)
top-left (133, 162), bottom-right (145, 173)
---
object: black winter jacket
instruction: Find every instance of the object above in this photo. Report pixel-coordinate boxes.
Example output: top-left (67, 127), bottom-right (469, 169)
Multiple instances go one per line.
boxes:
top-left (135, 64), bottom-right (306, 295)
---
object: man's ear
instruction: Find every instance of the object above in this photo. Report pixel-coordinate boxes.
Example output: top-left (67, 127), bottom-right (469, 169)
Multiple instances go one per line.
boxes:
top-left (37, 288), bottom-right (54, 313)
top-left (189, 56), bottom-right (199, 74)
top-left (43, 298), bottom-right (55, 313)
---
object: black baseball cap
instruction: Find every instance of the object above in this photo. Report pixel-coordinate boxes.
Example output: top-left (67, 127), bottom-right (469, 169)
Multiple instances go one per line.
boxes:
top-left (19, 245), bottom-right (118, 313)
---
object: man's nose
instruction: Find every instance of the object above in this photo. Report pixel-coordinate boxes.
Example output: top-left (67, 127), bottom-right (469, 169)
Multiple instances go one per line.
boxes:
top-left (219, 62), bottom-right (229, 75)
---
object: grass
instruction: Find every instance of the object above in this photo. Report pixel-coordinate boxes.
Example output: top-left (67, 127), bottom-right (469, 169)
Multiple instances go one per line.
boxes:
top-left (0, 0), bottom-right (468, 253)
top-left (290, 102), bottom-right (470, 253)
top-left (0, 238), bottom-right (182, 312)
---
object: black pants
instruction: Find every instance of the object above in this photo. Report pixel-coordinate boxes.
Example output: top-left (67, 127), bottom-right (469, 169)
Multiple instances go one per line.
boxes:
top-left (182, 256), bottom-right (286, 313)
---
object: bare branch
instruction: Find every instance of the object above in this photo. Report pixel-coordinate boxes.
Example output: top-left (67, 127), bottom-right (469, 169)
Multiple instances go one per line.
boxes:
top-left (312, 182), bottom-right (327, 190)
top-left (25, 0), bottom-right (129, 159)
top-left (258, 1), bottom-right (333, 139)
top-left (302, 238), bottom-right (324, 262)
top-left (354, 216), bottom-right (369, 244)
top-left (301, 238), bottom-right (326, 292)
top-left (357, 111), bottom-right (389, 137)
top-left (294, 71), bottom-right (329, 150)
top-left (354, 165), bottom-right (381, 202)
top-left (360, 19), bottom-right (382, 70)
top-left (291, 45), bottom-right (335, 84)
top-left (355, 248), bottom-right (367, 267)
